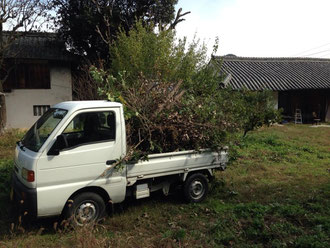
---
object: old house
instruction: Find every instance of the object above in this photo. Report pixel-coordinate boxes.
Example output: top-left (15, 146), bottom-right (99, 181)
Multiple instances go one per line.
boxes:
top-left (214, 56), bottom-right (330, 123)
top-left (2, 32), bottom-right (73, 128)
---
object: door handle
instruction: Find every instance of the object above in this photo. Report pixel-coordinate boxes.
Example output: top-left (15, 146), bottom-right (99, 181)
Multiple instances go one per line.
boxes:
top-left (106, 160), bottom-right (116, 165)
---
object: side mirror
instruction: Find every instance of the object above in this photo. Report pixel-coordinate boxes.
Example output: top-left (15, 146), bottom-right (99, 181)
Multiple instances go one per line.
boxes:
top-left (47, 134), bottom-right (68, 156)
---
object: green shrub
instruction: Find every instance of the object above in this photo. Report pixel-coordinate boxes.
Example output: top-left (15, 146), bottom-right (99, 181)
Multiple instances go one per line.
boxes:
top-left (92, 21), bottom-right (281, 161)
top-left (0, 159), bottom-right (14, 195)
top-left (162, 228), bottom-right (186, 241)
top-left (294, 233), bottom-right (329, 248)
top-left (211, 219), bottom-right (238, 246)
top-left (0, 159), bottom-right (14, 231)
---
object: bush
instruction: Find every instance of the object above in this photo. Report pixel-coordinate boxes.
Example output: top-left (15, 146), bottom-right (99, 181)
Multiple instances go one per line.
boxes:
top-left (0, 159), bottom-right (14, 195)
top-left (92, 21), bottom-right (280, 161)
top-left (0, 160), bottom-right (14, 235)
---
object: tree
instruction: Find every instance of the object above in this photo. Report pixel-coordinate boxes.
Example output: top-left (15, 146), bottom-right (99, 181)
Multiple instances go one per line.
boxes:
top-left (54, 0), bottom-right (189, 62)
top-left (0, 0), bottom-right (54, 131)
top-left (91, 22), bottom-right (280, 163)
top-left (238, 90), bottom-right (281, 137)
top-left (54, 0), bottom-right (189, 101)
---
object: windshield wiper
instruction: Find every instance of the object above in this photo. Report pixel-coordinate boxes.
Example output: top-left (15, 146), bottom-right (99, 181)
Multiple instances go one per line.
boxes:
top-left (16, 141), bottom-right (25, 151)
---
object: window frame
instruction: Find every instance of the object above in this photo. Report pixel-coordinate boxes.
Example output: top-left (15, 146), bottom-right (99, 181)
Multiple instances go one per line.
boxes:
top-left (33, 105), bottom-right (51, 116)
top-left (3, 59), bottom-right (51, 91)
top-left (60, 110), bottom-right (117, 151)
top-left (21, 108), bottom-right (68, 152)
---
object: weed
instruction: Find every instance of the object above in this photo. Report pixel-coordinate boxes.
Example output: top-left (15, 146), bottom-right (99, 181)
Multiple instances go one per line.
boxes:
top-left (294, 233), bottom-right (329, 248)
top-left (0, 160), bottom-right (14, 232)
top-left (0, 124), bottom-right (329, 247)
top-left (163, 228), bottom-right (186, 242)
top-left (0, 160), bottom-right (14, 195)
top-left (0, 129), bottom-right (25, 160)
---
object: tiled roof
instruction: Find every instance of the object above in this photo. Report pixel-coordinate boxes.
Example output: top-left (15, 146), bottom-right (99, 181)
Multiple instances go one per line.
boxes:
top-left (213, 56), bottom-right (330, 91)
top-left (3, 32), bottom-right (73, 61)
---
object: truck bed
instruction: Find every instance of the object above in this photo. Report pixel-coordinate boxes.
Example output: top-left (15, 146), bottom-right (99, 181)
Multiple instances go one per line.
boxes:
top-left (126, 150), bottom-right (228, 184)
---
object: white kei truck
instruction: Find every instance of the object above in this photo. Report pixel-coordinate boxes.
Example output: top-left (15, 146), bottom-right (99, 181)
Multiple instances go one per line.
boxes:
top-left (12, 101), bottom-right (228, 225)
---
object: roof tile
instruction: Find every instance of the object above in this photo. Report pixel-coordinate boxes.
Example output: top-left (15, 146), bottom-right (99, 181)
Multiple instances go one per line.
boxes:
top-left (3, 31), bottom-right (73, 61)
top-left (215, 56), bottom-right (330, 90)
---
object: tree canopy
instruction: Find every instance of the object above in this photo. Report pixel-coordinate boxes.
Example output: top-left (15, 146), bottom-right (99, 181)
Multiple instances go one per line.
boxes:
top-left (54, 0), bottom-right (184, 62)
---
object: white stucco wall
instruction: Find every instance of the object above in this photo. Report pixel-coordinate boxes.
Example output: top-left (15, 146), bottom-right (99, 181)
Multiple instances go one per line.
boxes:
top-left (5, 64), bottom-right (72, 129)
top-left (273, 91), bottom-right (279, 109)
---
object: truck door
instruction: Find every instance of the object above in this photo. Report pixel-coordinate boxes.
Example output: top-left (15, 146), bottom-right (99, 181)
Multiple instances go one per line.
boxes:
top-left (36, 108), bottom-right (127, 217)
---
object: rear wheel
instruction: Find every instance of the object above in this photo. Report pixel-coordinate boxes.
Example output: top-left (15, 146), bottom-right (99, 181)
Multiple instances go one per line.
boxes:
top-left (63, 192), bottom-right (106, 226)
top-left (184, 173), bottom-right (208, 203)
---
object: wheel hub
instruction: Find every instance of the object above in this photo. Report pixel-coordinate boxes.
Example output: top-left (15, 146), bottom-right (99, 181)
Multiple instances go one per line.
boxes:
top-left (190, 180), bottom-right (205, 200)
top-left (75, 202), bottom-right (97, 224)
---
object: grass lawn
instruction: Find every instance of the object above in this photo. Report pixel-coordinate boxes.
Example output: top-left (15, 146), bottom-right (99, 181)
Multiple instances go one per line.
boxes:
top-left (0, 124), bottom-right (329, 247)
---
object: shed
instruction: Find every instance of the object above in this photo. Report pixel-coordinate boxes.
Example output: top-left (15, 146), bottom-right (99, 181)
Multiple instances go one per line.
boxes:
top-left (213, 56), bottom-right (330, 123)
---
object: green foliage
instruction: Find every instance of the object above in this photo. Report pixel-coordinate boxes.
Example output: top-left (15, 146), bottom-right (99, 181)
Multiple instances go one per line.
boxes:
top-left (0, 129), bottom-right (25, 159)
top-left (237, 129), bottom-right (330, 166)
top-left (210, 200), bottom-right (330, 247)
top-left (108, 23), bottom-right (209, 87)
top-left (0, 159), bottom-right (13, 195)
top-left (237, 89), bottom-right (282, 136)
top-left (92, 21), bottom-right (281, 159)
top-left (92, 21), bottom-right (230, 156)
top-left (163, 228), bottom-right (186, 241)
top-left (0, 159), bottom-right (14, 229)
top-left (54, 0), bottom-right (178, 61)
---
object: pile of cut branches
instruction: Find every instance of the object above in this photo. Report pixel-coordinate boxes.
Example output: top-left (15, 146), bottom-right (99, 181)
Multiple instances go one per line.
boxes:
top-left (92, 68), bottom-right (230, 161)
top-left (91, 22), bottom-right (280, 161)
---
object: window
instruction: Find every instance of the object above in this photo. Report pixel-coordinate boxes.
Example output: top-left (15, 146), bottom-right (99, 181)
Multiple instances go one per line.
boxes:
top-left (33, 105), bottom-right (50, 116)
top-left (3, 60), bottom-right (50, 92)
top-left (21, 108), bottom-right (68, 152)
top-left (62, 111), bottom-right (116, 149)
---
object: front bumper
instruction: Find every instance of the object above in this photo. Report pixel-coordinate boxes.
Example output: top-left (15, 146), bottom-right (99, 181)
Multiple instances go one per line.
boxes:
top-left (12, 173), bottom-right (37, 219)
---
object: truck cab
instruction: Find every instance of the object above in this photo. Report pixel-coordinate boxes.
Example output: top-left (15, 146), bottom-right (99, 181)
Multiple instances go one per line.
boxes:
top-left (13, 101), bottom-right (127, 222)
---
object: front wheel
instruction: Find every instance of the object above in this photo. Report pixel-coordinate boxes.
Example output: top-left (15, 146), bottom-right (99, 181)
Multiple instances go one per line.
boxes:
top-left (184, 173), bottom-right (208, 203)
top-left (63, 192), bottom-right (106, 226)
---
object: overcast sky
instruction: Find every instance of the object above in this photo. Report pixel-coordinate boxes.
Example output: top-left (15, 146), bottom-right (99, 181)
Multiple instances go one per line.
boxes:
top-left (175, 0), bottom-right (330, 58)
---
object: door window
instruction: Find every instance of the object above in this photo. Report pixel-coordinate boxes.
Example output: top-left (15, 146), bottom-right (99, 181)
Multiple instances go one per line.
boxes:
top-left (62, 111), bottom-right (116, 149)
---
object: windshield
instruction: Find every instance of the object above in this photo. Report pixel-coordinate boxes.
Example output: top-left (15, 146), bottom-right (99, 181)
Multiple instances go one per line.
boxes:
top-left (21, 108), bottom-right (68, 152)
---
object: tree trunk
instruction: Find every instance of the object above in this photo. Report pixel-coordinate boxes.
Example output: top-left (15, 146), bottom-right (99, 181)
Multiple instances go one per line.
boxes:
top-left (0, 17), bottom-right (5, 132)
top-left (0, 93), bottom-right (6, 132)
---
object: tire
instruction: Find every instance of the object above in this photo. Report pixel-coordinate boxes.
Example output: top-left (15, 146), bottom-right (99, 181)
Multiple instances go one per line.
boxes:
top-left (184, 173), bottom-right (208, 203)
top-left (63, 192), bottom-right (106, 226)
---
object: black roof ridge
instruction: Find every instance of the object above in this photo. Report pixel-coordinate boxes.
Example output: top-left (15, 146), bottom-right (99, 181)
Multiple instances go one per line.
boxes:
top-left (2, 31), bottom-right (57, 38)
top-left (214, 55), bottom-right (330, 63)
top-left (3, 31), bottom-right (73, 61)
